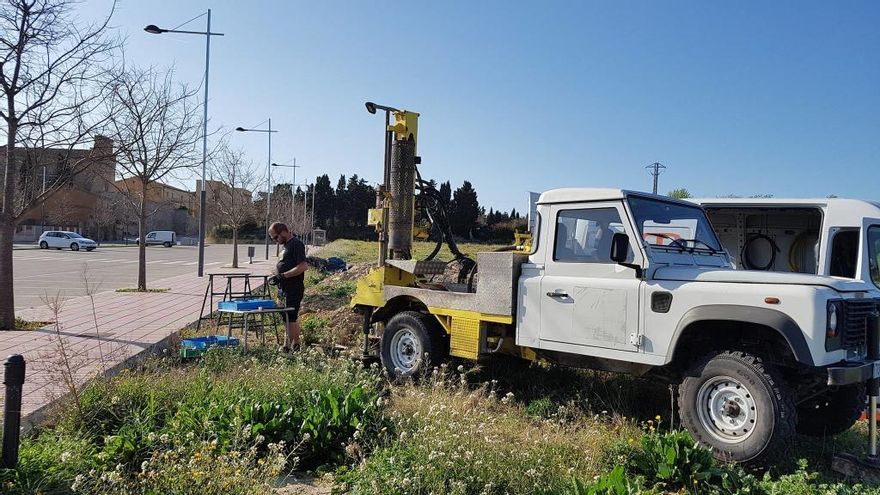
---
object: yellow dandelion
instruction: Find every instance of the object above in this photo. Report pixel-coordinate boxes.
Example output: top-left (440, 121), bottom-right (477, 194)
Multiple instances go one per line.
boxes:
top-left (655, 415), bottom-right (662, 421)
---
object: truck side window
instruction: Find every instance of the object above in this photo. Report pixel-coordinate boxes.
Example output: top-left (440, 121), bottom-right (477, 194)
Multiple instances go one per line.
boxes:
top-left (554, 208), bottom-right (622, 262)
top-left (829, 230), bottom-right (858, 278)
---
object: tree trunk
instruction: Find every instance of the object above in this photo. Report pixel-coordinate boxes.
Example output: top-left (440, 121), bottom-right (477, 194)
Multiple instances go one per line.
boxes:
top-left (137, 183), bottom-right (147, 291)
top-left (0, 220), bottom-right (15, 329)
top-left (231, 227), bottom-right (239, 268)
top-left (0, 119), bottom-right (18, 329)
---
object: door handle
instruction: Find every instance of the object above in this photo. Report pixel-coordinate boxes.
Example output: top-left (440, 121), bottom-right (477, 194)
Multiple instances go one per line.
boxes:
top-left (546, 291), bottom-right (569, 298)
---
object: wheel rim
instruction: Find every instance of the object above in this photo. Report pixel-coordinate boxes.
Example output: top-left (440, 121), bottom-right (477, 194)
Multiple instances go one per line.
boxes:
top-left (389, 328), bottom-right (422, 373)
top-left (71, 244), bottom-right (78, 251)
top-left (696, 375), bottom-right (757, 444)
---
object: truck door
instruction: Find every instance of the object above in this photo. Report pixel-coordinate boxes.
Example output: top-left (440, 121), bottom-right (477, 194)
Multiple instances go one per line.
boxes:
top-left (539, 202), bottom-right (642, 352)
top-left (859, 218), bottom-right (880, 286)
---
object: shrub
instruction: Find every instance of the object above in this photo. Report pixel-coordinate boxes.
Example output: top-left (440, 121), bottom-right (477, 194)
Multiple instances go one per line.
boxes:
top-left (301, 315), bottom-right (330, 345)
top-left (627, 429), bottom-right (758, 494)
top-left (338, 367), bottom-right (636, 494)
top-left (73, 438), bottom-right (288, 495)
top-left (0, 432), bottom-right (99, 495)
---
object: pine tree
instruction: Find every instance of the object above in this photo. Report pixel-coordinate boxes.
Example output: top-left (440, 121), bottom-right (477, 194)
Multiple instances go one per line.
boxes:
top-left (450, 181), bottom-right (480, 238)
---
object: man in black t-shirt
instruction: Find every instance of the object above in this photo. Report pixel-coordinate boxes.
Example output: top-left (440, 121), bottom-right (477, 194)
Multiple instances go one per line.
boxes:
top-left (268, 222), bottom-right (308, 351)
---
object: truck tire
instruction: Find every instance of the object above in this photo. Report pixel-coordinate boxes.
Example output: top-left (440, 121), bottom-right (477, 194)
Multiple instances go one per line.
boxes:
top-left (163, 241), bottom-right (172, 247)
top-left (796, 384), bottom-right (866, 436)
top-left (380, 311), bottom-right (448, 378)
top-left (679, 351), bottom-right (796, 464)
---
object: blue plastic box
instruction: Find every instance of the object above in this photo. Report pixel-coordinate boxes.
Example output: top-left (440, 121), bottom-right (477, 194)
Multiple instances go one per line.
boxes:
top-left (217, 298), bottom-right (277, 311)
top-left (179, 335), bottom-right (240, 358)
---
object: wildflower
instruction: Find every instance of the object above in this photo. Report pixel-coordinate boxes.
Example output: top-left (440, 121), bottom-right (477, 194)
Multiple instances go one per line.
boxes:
top-left (110, 395), bottom-right (120, 405)
top-left (655, 415), bottom-right (662, 421)
top-left (59, 451), bottom-right (71, 463)
top-left (255, 434), bottom-right (265, 444)
top-left (303, 432), bottom-right (312, 441)
top-left (159, 433), bottom-right (170, 444)
top-left (457, 365), bottom-right (464, 372)
top-left (141, 460), bottom-right (149, 471)
top-left (147, 432), bottom-right (157, 442)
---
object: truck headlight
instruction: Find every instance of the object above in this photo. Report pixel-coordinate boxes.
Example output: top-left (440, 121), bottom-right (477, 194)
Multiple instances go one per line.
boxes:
top-left (827, 301), bottom-right (841, 338)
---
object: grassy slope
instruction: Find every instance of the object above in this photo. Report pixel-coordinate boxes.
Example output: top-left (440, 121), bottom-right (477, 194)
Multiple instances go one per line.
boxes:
top-left (314, 239), bottom-right (507, 264)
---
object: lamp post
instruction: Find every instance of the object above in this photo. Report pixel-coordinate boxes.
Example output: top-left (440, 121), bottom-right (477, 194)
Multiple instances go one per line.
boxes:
top-left (288, 182), bottom-right (312, 241)
top-left (145, 10), bottom-right (224, 277)
top-left (271, 161), bottom-right (300, 228)
top-left (236, 120), bottom-right (278, 259)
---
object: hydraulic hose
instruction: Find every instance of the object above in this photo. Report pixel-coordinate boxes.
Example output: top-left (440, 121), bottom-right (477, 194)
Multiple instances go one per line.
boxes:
top-left (741, 233), bottom-right (779, 271)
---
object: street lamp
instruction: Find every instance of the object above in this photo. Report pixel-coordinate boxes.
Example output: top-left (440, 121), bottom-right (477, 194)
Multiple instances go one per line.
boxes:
top-left (236, 120), bottom-right (278, 259)
top-left (271, 161), bottom-right (300, 231)
top-left (145, 10), bottom-right (224, 277)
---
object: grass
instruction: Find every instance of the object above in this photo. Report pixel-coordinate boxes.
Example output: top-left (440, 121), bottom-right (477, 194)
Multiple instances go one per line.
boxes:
top-left (9, 316), bottom-right (51, 331)
top-left (0, 347), bottom-right (385, 494)
top-left (115, 287), bottom-right (170, 293)
top-left (314, 239), bottom-right (506, 264)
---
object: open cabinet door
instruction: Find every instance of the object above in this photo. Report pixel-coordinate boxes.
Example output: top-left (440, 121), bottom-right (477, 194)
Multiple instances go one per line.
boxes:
top-left (857, 218), bottom-right (880, 287)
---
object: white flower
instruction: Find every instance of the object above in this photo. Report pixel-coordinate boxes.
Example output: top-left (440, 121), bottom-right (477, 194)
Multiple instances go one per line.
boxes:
top-left (456, 365), bottom-right (464, 372)
top-left (147, 432), bottom-right (157, 442)
top-left (255, 434), bottom-right (265, 444)
top-left (110, 396), bottom-right (120, 405)
top-left (141, 460), bottom-right (149, 471)
top-left (159, 433), bottom-right (170, 444)
top-left (59, 451), bottom-right (71, 463)
top-left (303, 432), bottom-right (312, 441)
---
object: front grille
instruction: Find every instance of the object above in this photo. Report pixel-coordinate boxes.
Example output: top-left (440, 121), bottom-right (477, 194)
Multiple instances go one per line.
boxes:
top-left (841, 299), bottom-right (880, 349)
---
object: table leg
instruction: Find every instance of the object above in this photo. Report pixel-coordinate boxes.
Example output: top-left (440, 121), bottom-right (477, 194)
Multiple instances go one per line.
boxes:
top-left (243, 314), bottom-right (250, 352)
top-left (226, 312), bottom-right (233, 339)
top-left (260, 313), bottom-right (266, 346)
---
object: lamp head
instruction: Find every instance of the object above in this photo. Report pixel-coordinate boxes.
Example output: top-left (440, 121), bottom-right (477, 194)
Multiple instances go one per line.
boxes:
top-left (365, 101), bottom-right (377, 114)
top-left (234, 127), bottom-right (246, 132)
top-left (144, 24), bottom-right (165, 34)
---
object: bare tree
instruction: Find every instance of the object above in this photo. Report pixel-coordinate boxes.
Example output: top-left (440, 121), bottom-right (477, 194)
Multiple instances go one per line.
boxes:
top-left (0, 0), bottom-right (118, 329)
top-left (210, 147), bottom-right (259, 268)
top-left (90, 191), bottom-right (130, 241)
top-left (106, 66), bottom-right (201, 290)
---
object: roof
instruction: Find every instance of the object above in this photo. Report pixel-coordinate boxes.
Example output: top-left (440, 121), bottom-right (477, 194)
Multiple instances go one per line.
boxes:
top-left (537, 188), bottom-right (693, 205)
top-left (693, 197), bottom-right (880, 212)
top-left (692, 197), bottom-right (880, 227)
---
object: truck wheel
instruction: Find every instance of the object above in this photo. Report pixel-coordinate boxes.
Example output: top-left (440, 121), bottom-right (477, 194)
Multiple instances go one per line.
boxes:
top-left (163, 241), bottom-right (172, 247)
top-left (381, 311), bottom-right (447, 378)
top-left (796, 384), bottom-right (866, 436)
top-left (679, 351), bottom-right (796, 464)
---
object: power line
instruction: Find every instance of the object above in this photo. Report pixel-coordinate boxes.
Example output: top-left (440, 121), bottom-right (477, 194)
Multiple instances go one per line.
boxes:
top-left (645, 162), bottom-right (666, 194)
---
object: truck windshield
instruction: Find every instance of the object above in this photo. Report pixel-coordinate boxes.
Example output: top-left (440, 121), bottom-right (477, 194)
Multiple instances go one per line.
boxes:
top-left (868, 226), bottom-right (880, 289)
top-left (627, 196), bottom-right (722, 252)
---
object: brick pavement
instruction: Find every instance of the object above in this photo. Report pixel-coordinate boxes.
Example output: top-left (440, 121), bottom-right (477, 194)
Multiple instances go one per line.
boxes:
top-left (1, 263), bottom-right (271, 427)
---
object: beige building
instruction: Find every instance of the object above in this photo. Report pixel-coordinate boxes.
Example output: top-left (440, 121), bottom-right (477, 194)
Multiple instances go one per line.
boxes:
top-left (11, 136), bottom-right (117, 242)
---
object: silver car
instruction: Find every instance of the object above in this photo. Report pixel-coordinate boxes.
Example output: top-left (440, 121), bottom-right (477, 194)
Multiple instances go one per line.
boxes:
top-left (38, 231), bottom-right (97, 251)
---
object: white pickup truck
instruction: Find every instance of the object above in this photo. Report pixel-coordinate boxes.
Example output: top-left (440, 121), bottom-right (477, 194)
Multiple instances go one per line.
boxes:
top-left (352, 188), bottom-right (880, 463)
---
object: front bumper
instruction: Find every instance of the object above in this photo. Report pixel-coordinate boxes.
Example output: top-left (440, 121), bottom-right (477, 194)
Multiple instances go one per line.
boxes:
top-left (827, 360), bottom-right (880, 386)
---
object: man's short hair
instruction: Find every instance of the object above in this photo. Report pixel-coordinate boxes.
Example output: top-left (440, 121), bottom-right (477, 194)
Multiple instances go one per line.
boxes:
top-left (269, 222), bottom-right (289, 234)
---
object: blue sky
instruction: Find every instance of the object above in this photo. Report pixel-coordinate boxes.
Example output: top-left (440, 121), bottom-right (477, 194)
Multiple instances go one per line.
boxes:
top-left (80, 0), bottom-right (880, 212)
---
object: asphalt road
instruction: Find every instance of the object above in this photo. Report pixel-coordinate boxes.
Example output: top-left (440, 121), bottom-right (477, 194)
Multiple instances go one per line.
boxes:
top-left (11, 243), bottom-right (270, 310)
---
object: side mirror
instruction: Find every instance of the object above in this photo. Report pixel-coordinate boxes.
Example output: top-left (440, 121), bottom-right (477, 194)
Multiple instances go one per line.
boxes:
top-left (610, 232), bottom-right (629, 263)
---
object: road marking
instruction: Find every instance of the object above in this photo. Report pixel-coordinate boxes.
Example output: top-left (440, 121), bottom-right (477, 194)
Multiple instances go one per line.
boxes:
top-left (184, 261), bottom-right (200, 265)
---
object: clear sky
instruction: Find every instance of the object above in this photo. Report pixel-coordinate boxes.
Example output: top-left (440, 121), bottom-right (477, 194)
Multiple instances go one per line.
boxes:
top-left (78, 0), bottom-right (880, 212)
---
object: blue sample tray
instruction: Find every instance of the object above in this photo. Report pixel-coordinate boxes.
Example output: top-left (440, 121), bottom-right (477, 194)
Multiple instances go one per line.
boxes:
top-left (217, 298), bottom-right (277, 311)
top-left (179, 335), bottom-right (239, 358)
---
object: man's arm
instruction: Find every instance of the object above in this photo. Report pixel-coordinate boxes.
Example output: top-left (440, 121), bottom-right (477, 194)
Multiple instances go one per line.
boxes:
top-left (282, 261), bottom-right (308, 279)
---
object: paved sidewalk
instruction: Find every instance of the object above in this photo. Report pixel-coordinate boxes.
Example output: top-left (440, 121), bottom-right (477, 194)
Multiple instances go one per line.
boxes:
top-left (2, 263), bottom-right (271, 426)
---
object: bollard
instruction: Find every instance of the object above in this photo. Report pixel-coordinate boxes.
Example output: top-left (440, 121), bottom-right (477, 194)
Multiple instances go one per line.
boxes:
top-left (867, 314), bottom-right (880, 460)
top-left (248, 246), bottom-right (255, 264)
top-left (2, 354), bottom-right (25, 469)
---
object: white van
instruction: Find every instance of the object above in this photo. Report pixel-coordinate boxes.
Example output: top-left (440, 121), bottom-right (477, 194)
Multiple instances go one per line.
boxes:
top-left (137, 231), bottom-right (177, 247)
top-left (692, 197), bottom-right (880, 286)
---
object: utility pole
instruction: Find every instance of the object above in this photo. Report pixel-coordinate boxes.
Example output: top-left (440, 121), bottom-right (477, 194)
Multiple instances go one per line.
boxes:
top-left (646, 162), bottom-right (666, 195)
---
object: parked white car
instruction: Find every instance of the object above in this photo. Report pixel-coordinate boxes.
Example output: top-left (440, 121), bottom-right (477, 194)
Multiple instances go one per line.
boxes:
top-left (38, 231), bottom-right (97, 251)
top-left (136, 231), bottom-right (177, 247)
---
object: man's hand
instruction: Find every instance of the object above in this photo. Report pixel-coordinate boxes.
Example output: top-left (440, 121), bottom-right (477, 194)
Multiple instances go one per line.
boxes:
top-left (268, 274), bottom-right (283, 286)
